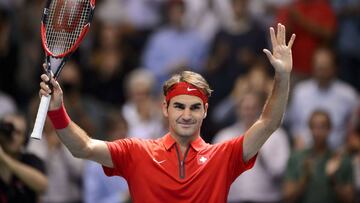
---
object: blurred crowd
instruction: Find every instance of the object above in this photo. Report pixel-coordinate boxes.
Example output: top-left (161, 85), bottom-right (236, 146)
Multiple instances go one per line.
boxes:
top-left (0, 0), bottom-right (360, 202)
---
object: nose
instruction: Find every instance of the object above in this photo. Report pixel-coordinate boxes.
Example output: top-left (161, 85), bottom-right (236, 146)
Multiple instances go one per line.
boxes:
top-left (181, 108), bottom-right (192, 121)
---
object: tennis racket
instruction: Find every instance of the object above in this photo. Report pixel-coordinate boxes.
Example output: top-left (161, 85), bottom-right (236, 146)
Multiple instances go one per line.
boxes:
top-left (31, 0), bottom-right (96, 139)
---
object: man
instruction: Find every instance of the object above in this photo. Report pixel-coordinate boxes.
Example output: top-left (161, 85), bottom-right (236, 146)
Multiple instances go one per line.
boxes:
top-left (0, 113), bottom-right (48, 203)
top-left (287, 47), bottom-right (358, 150)
top-left (283, 110), bottom-right (354, 203)
top-left (39, 24), bottom-right (295, 203)
top-left (213, 91), bottom-right (290, 203)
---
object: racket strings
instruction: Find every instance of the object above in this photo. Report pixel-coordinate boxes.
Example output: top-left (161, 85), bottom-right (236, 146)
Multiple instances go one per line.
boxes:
top-left (46, 0), bottom-right (91, 56)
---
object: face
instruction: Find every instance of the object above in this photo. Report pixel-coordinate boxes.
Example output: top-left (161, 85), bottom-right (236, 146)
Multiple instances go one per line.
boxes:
top-left (168, 3), bottom-right (185, 27)
top-left (163, 95), bottom-right (207, 139)
top-left (236, 93), bottom-right (261, 126)
top-left (232, 0), bottom-right (248, 19)
top-left (130, 84), bottom-right (151, 103)
top-left (0, 115), bottom-right (27, 155)
top-left (309, 113), bottom-right (331, 147)
top-left (312, 49), bottom-right (336, 84)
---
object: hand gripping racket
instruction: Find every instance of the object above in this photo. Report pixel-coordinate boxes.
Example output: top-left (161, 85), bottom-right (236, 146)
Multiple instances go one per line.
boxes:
top-left (31, 0), bottom-right (95, 139)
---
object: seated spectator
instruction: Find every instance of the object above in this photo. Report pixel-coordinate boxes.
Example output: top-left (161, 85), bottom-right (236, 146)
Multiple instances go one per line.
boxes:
top-left (286, 47), bottom-right (358, 150)
top-left (276, 0), bottom-right (337, 78)
top-left (203, 0), bottom-right (268, 108)
top-left (283, 110), bottom-right (354, 203)
top-left (213, 91), bottom-right (290, 203)
top-left (0, 113), bottom-right (47, 203)
top-left (27, 120), bottom-right (84, 203)
top-left (331, 0), bottom-right (360, 92)
top-left (345, 120), bottom-right (360, 202)
top-left (142, 0), bottom-right (207, 89)
top-left (122, 69), bottom-right (165, 139)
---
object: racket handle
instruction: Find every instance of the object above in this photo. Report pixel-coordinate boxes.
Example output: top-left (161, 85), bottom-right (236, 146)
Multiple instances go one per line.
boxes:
top-left (31, 95), bottom-right (51, 139)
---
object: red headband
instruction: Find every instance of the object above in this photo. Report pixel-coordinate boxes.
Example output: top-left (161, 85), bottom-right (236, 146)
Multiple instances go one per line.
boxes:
top-left (165, 82), bottom-right (208, 104)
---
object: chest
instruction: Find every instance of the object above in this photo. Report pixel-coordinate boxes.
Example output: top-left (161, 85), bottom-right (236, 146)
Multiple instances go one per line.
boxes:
top-left (127, 147), bottom-right (229, 189)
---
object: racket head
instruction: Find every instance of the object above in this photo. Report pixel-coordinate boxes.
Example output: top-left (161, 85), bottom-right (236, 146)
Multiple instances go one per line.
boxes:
top-left (41, 0), bottom-right (96, 58)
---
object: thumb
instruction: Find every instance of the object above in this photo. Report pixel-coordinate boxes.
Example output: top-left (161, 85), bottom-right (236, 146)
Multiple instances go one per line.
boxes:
top-left (263, 49), bottom-right (274, 64)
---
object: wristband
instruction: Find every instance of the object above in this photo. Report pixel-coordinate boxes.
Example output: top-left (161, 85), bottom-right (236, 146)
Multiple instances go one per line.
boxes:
top-left (47, 103), bottom-right (71, 129)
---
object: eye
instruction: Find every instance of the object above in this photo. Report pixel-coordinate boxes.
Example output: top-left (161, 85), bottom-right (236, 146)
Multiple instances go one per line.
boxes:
top-left (174, 104), bottom-right (185, 110)
top-left (190, 105), bottom-right (201, 111)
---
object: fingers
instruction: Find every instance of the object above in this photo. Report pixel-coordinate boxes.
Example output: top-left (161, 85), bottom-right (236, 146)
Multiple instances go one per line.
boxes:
top-left (287, 34), bottom-right (296, 49)
top-left (269, 27), bottom-right (277, 48)
top-left (277, 23), bottom-right (282, 44)
top-left (281, 24), bottom-right (286, 45)
top-left (40, 74), bottom-right (52, 97)
top-left (42, 63), bottom-right (47, 72)
top-left (39, 74), bottom-right (60, 97)
top-left (263, 49), bottom-right (274, 63)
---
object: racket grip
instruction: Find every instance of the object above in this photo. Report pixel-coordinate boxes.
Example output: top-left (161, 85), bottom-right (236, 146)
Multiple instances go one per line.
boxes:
top-left (31, 95), bottom-right (51, 139)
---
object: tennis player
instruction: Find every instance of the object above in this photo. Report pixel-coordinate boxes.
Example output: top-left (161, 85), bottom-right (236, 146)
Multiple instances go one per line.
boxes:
top-left (39, 23), bottom-right (295, 203)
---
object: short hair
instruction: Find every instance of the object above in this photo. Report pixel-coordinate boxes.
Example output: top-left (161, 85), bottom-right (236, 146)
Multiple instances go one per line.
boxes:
top-left (163, 71), bottom-right (213, 98)
top-left (125, 68), bottom-right (155, 94)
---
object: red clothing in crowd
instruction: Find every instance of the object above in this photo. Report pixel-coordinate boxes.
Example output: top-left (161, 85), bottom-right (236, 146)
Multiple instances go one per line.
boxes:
top-left (277, 0), bottom-right (337, 76)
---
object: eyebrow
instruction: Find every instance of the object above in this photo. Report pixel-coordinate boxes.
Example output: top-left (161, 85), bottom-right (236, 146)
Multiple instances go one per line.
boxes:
top-left (173, 102), bottom-right (202, 107)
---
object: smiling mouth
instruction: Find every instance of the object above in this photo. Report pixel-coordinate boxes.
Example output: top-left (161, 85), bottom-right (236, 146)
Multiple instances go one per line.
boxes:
top-left (178, 123), bottom-right (195, 127)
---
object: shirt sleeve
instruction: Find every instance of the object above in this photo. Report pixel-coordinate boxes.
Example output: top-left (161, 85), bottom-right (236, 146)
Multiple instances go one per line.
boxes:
top-left (102, 138), bottom-right (139, 178)
top-left (224, 135), bottom-right (257, 181)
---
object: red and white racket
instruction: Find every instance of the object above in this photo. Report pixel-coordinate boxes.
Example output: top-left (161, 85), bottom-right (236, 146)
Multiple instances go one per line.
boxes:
top-left (31, 0), bottom-right (95, 139)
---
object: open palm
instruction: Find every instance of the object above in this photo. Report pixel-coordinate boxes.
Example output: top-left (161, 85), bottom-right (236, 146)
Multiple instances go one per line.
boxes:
top-left (263, 23), bottom-right (296, 74)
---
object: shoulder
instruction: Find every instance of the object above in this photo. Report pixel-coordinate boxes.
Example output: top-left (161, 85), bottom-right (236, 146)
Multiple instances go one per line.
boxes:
top-left (293, 80), bottom-right (316, 93)
top-left (21, 152), bottom-right (46, 173)
top-left (333, 80), bottom-right (358, 99)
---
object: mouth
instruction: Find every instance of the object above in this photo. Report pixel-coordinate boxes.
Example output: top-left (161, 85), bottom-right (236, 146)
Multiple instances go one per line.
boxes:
top-left (178, 123), bottom-right (195, 128)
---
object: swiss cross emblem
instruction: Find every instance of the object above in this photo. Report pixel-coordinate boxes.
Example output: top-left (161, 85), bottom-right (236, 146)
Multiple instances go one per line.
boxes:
top-left (197, 155), bottom-right (209, 165)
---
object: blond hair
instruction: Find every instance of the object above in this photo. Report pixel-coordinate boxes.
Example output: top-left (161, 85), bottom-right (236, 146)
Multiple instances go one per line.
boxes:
top-left (163, 71), bottom-right (213, 97)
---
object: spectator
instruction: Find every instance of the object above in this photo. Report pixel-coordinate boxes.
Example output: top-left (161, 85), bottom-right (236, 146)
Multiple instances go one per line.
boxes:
top-left (287, 47), bottom-right (358, 150)
top-left (331, 0), bottom-right (360, 91)
top-left (204, 0), bottom-right (267, 108)
top-left (183, 0), bottom-right (220, 44)
top-left (0, 113), bottom-right (47, 203)
top-left (142, 0), bottom-right (207, 90)
top-left (276, 0), bottom-right (337, 78)
top-left (122, 69), bottom-right (165, 139)
top-left (213, 91), bottom-right (290, 203)
top-left (283, 110), bottom-right (354, 203)
top-left (27, 121), bottom-right (84, 203)
top-left (83, 23), bottom-right (135, 106)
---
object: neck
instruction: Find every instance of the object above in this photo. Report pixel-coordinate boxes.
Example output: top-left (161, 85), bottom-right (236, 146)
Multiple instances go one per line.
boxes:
top-left (169, 131), bottom-right (199, 154)
top-left (313, 144), bottom-right (327, 155)
top-left (317, 79), bottom-right (333, 89)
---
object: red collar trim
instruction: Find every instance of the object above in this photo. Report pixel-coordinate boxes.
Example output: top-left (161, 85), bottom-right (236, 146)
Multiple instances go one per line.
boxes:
top-left (162, 133), bottom-right (207, 152)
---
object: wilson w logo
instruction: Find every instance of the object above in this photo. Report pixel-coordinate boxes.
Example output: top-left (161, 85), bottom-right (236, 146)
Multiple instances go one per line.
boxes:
top-left (52, 0), bottom-right (86, 33)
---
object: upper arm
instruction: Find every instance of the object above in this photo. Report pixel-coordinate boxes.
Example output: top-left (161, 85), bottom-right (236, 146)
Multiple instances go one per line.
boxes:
top-left (243, 120), bottom-right (275, 162)
top-left (88, 139), bottom-right (113, 168)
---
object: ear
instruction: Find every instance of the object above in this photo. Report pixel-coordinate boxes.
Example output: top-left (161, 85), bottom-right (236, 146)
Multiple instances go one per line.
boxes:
top-left (203, 103), bottom-right (209, 119)
top-left (162, 100), bottom-right (169, 118)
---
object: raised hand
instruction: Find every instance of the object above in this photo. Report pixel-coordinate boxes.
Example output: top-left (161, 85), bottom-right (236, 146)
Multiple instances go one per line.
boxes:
top-left (39, 73), bottom-right (63, 110)
top-left (263, 23), bottom-right (296, 74)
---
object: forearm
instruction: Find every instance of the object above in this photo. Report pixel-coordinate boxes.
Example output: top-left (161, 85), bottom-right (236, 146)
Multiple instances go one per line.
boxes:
top-left (260, 72), bottom-right (290, 129)
top-left (56, 122), bottom-right (93, 159)
top-left (2, 154), bottom-right (48, 193)
top-left (243, 73), bottom-right (290, 161)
